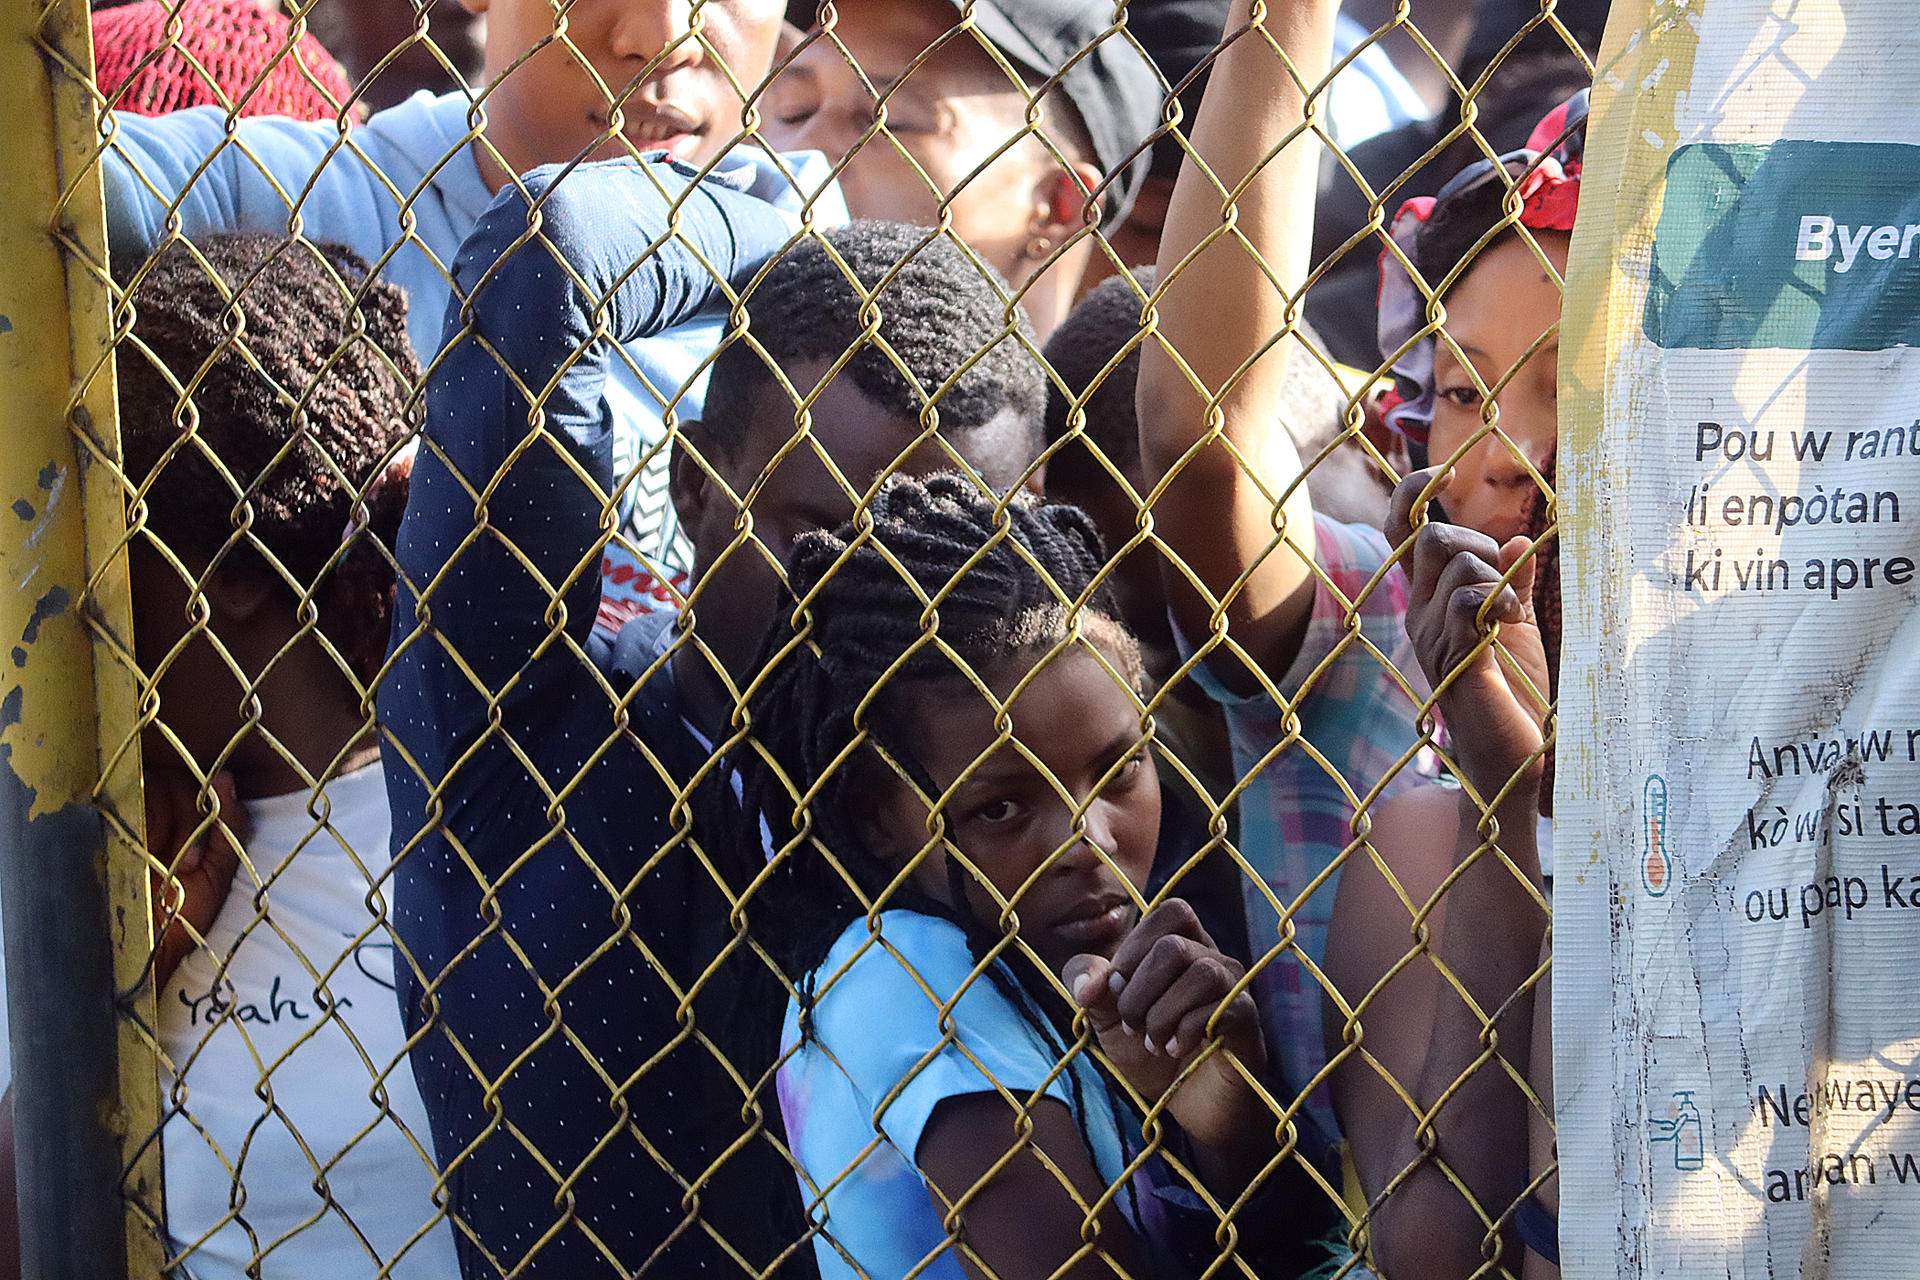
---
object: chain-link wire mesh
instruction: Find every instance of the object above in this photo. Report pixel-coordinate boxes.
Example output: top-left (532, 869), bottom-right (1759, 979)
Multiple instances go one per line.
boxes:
top-left (1, 0), bottom-right (1601, 1275)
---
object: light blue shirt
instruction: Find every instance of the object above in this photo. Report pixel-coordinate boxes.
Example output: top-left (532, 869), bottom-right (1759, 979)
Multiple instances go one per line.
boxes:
top-left (1329, 15), bottom-right (1432, 149)
top-left (100, 92), bottom-right (847, 577)
top-left (778, 912), bottom-right (1136, 1280)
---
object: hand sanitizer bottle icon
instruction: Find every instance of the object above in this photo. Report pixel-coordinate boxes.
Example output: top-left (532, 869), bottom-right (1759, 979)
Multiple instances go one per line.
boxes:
top-left (1671, 1091), bottom-right (1703, 1171)
top-left (1650, 1090), bottom-right (1706, 1172)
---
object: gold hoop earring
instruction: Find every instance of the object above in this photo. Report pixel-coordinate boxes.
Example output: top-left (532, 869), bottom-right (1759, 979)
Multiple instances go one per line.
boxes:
top-left (1025, 235), bottom-right (1054, 262)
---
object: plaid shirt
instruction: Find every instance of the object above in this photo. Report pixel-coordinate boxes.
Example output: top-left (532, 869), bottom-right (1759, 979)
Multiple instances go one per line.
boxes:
top-left (1184, 516), bottom-right (1431, 1133)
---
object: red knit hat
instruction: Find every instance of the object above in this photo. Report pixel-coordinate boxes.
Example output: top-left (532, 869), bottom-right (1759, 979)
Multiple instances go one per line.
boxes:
top-left (93, 0), bottom-right (355, 122)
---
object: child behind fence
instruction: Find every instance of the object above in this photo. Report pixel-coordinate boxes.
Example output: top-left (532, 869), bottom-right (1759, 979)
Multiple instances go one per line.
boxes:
top-left (1133, 0), bottom-right (1440, 1157)
top-left (1039, 267), bottom-right (1419, 1081)
top-left (118, 233), bottom-right (456, 1280)
top-left (740, 472), bottom-right (1347, 1280)
top-left (0, 0), bottom-right (361, 1177)
top-left (1327, 95), bottom-right (1588, 1280)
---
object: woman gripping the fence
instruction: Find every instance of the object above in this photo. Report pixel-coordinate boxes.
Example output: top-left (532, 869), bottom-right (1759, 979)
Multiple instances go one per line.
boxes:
top-left (1326, 92), bottom-right (1590, 1280)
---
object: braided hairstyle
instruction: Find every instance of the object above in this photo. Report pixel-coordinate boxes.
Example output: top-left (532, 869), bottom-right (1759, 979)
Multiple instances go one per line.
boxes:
top-left (116, 233), bottom-right (421, 683)
top-left (742, 472), bottom-right (1139, 969)
top-left (734, 471), bottom-right (1150, 1221)
top-left (701, 222), bottom-right (1045, 491)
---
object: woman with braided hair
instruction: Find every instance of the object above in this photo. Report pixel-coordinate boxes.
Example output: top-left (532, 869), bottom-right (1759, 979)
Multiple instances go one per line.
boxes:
top-left (742, 472), bottom-right (1346, 1280)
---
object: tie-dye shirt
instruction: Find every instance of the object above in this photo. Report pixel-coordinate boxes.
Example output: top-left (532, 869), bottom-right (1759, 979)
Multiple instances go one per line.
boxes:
top-left (1181, 515), bottom-right (1431, 1133)
top-left (778, 912), bottom-right (1138, 1280)
top-left (778, 912), bottom-right (1361, 1280)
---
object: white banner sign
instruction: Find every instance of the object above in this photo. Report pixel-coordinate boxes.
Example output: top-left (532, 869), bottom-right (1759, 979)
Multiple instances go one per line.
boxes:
top-left (1559, 4), bottom-right (1920, 1276)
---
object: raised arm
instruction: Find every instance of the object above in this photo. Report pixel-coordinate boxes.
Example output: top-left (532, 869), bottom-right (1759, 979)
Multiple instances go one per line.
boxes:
top-left (382, 159), bottom-right (792, 774)
top-left (102, 108), bottom-right (362, 259)
top-left (1138, 0), bottom-right (1341, 690)
top-left (96, 108), bottom-right (468, 352)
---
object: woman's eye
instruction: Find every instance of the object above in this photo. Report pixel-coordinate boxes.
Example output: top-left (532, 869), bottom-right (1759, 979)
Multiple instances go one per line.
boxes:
top-left (762, 76), bottom-right (821, 128)
top-left (1439, 384), bottom-right (1482, 407)
top-left (974, 798), bottom-right (1021, 825)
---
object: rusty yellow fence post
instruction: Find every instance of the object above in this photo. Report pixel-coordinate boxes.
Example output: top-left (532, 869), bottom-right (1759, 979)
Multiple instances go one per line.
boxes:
top-left (0, 0), bottom-right (163, 1275)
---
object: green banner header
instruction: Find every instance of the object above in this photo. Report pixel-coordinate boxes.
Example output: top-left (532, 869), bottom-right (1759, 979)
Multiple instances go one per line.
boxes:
top-left (1645, 141), bottom-right (1920, 350)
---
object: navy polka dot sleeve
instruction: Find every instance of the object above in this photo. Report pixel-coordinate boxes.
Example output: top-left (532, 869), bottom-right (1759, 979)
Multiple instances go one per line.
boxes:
top-left (378, 160), bottom-right (810, 1280)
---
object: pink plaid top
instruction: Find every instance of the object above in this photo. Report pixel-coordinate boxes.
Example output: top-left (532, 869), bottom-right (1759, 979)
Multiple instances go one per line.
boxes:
top-left (1182, 515), bottom-right (1432, 1133)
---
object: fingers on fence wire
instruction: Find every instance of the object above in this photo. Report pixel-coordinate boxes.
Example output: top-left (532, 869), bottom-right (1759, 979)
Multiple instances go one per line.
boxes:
top-left (1387, 467), bottom-right (1551, 811)
top-left (1065, 900), bottom-right (1270, 1152)
top-left (145, 766), bottom-right (245, 992)
top-left (1329, 30), bottom-right (1584, 1271)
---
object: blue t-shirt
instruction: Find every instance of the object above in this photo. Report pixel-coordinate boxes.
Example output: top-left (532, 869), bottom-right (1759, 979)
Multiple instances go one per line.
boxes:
top-left (779, 911), bottom-right (1135, 1280)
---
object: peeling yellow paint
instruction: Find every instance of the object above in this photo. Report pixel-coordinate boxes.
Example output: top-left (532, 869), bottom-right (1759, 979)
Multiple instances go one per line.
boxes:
top-left (1, 0), bottom-right (165, 1271)
top-left (0, 29), bottom-right (98, 821)
top-left (1557, 0), bottom-right (1703, 838)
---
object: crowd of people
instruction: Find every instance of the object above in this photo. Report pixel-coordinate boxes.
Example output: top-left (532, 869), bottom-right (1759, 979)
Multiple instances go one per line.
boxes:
top-left (9, 0), bottom-right (1606, 1275)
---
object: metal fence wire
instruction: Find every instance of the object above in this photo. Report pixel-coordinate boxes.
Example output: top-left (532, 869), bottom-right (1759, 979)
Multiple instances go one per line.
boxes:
top-left (0, 0), bottom-right (1594, 1276)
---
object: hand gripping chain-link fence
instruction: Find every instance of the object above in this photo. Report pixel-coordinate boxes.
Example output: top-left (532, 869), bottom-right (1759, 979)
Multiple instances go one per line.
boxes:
top-left (0, 0), bottom-right (1594, 1276)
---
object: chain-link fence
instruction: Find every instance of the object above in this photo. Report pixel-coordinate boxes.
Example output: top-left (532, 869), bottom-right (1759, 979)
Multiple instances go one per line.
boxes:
top-left (0, 0), bottom-right (1597, 1275)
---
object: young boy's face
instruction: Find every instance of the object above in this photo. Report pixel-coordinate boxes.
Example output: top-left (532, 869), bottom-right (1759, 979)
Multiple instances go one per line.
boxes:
top-left (672, 358), bottom-right (1034, 684)
top-left (763, 0), bottom-right (1076, 284)
top-left (466, 0), bottom-right (784, 179)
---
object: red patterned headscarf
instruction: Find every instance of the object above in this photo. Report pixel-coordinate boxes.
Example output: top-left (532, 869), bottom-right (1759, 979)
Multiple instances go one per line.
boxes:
top-left (94, 0), bottom-right (355, 122)
top-left (1376, 90), bottom-right (1588, 444)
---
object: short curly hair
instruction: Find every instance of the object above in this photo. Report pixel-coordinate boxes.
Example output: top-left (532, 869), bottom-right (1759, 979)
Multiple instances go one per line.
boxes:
top-left (1041, 267), bottom-right (1155, 473)
top-left (700, 221), bottom-right (1046, 491)
top-left (116, 234), bottom-right (420, 669)
top-left (1044, 267), bottom-right (1348, 474)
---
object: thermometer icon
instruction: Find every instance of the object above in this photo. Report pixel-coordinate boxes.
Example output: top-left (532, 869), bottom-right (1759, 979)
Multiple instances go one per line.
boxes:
top-left (1643, 774), bottom-right (1670, 897)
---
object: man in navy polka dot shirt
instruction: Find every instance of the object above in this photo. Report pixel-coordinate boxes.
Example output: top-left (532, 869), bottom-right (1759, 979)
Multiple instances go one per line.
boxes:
top-left (382, 157), bottom-right (1047, 1278)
